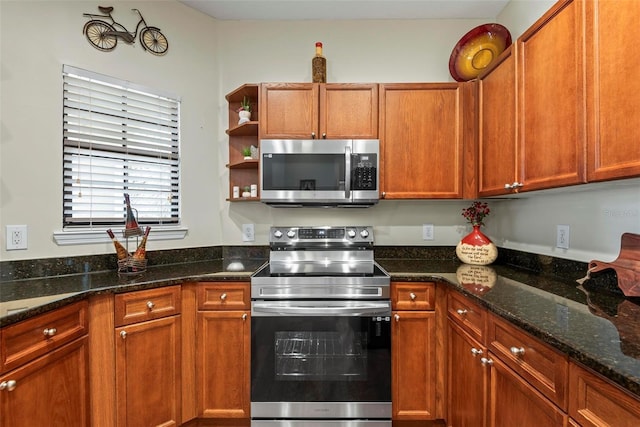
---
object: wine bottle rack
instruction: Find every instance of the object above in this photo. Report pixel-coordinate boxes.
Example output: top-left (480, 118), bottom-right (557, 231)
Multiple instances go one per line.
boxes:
top-left (117, 233), bottom-right (147, 275)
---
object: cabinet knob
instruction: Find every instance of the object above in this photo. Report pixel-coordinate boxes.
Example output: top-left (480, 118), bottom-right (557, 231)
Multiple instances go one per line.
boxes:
top-left (409, 292), bottom-right (416, 301)
top-left (220, 293), bottom-right (227, 301)
top-left (381, 192), bottom-right (386, 198)
top-left (43, 328), bottom-right (57, 337)
top-left (0, 380), bottom-right (17, 392)
top-left (311, 132), bottom-right (316, 139)
top-left (480, 357), bottom-right (494, 366)
top-left (470, 348), bottom-right (483, 356)
top-left (322, 133), bottom-right (326, 139)
top-left (456, 308), bottom-right (468, 315)
top-left (120, 330), bottom-right (127, 339)
top-left (394, 314), bottom-right (400, 322)
top-left (510, 346), bottom-right (525, 357)
top-left (146, 301), bottom-right (155, 310)
top-left (242, 313), bottom-right (247, 320)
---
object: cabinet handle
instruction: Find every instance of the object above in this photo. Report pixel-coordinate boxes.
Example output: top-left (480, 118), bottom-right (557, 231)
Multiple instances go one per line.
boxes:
top-left (0, 380), bottom-right (17, 392)
top-left (322, 133), bottom-right (326, 139)
top-left (220, 293), bottom-right (227, 301)
top-left (311, 132), bottom-right (316, 139)
top-left (394, 314), bottom-right (400, 322)
top-left (470, 348), bottom-right (483, 356)
top-left (456, 308), bottom-right (468, 315)
top-left (43, 328), bottom-right (57, 337)
top-left (242, 313), bottom-right (247, 320)
top-left (480, 357), bottom-right (494, 366)
top-left (120, 330), bottom-right (127, 339)
top-left (146, 301), bottom-right (155, 310)
top-left (409, 292), bottom-right (416, 301)
top-left (381, 192), bottom-right (386, 198)
top-left (510, 346), bottom-right (525, 357)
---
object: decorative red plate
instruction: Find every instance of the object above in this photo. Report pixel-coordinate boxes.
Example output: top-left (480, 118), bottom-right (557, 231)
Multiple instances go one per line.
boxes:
top-left (449, 23), bottom-right (512, 82)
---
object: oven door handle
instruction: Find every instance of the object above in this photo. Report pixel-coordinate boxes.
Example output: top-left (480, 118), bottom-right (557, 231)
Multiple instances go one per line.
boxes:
top-left (251, 301), bottom-right (391, 317)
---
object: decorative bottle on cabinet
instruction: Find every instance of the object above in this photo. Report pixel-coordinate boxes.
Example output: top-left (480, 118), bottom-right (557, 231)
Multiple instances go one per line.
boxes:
top-left (312, 42), bottom-right (326, 83)
top-left (107, 229), bottom-right (129, 260)
top-left (132, 226), bottom-right (151, 260)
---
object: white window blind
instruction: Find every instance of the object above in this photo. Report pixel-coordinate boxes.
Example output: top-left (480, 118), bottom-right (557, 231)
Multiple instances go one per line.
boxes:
top-left (62, 65), bottom-right (180, 228)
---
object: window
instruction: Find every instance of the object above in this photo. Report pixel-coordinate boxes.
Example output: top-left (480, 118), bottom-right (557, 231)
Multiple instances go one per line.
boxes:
top-left (62, 65), bottom-right (180, 231)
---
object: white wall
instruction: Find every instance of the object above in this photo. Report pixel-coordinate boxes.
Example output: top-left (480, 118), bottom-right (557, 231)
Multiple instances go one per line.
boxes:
top-left (2, 0), bottom-right (639, 264)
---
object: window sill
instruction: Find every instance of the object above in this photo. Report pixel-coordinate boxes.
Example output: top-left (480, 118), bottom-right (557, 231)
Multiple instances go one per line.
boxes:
top-left (53, 227), bottom-right (188, 246)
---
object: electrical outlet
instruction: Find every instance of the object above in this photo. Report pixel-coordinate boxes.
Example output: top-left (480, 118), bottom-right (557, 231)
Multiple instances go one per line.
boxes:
top-left (556, 224), bottom-right (570, 249)
top-left (242, 224), bottom-right (255, 242)
top-left (422, 224), bottom-right (434, 241)
top-left (6, 225), bottom-right (28, 250)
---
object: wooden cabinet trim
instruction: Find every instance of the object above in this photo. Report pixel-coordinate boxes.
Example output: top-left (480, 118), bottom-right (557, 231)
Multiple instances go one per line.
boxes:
top-left (114, 285), bottom-right (181, 327)
top-left (1, 300), bottom-right (88, 373)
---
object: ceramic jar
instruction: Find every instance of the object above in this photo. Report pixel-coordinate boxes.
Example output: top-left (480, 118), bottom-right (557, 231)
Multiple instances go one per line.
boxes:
top-left (456, 224), bottom-right (498, 265)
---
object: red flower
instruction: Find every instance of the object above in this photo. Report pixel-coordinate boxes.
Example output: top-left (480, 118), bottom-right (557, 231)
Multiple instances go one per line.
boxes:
top-left (462, 201), bottom-right (491, 226)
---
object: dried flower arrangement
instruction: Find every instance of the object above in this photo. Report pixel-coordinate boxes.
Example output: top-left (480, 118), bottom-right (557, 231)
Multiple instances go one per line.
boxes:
top-left (462, 201), bottom-right (491, 226)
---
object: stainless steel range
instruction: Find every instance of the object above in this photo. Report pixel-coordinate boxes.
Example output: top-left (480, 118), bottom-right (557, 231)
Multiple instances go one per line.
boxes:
top-left (250, 226), bottom-right (391, 427)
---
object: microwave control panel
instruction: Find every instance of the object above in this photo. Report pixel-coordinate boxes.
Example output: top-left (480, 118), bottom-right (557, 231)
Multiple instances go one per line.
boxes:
top-left (351, 153), bottom-right (377, 190)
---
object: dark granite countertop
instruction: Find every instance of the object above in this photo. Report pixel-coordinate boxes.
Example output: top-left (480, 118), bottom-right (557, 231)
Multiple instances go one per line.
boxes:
top-left (2, 256), bottom-right (639, 400)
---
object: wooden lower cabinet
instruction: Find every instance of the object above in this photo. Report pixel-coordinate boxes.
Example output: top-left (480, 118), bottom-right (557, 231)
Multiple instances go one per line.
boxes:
top-left (0, 336), bottom-right (89, 427)
top-left (569, 362), bottom-right (640, 427)
top-left (489, 355), bottom-right (567, 427)
top-left (115, 315), bottom-right (182, 427)
top-left (392, 309), bottom-right (436, 419)
top-left (196, 282), bottom-right (250, 419)
top-left (197, 307), bottom-right (250, 418)
top-left (447, 321), bottom-right (488, 427)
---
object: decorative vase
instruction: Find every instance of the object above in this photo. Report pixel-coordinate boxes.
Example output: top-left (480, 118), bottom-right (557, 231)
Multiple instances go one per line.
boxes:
top-left (456, 224), bottom-right (498, 265)
top-left (238, 110), bottom-right (251, 124)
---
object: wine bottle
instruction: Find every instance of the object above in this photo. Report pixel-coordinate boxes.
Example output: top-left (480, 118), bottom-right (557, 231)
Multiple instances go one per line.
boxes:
top-left (106, 229), bottom-right (129, 260)
top-left (132, 226), bottom-right (151, 260)
top-left (123, 193), bottom-right (142, 237)
top-left (312, 42), bottom-right (326, 83)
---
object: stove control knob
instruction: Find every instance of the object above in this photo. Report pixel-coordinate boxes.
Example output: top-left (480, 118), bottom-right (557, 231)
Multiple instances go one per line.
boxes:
top-left (347, 229), bottom-right (357, 238)
top-left (273, 230), bottom-right (283, 238)
top-left (360, 229), bottom-right (370, 238)
top-left (287, 230), bottom-right (296, 238)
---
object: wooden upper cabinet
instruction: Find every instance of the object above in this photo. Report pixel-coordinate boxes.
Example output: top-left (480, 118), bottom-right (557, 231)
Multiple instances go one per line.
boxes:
top-left (259, 83), bottom-right (378, 140)
top-left (478, 46), bottom-right (518, 197)
top-left (379, 82), bottom-right (474, 199)
top-left (585, 0), bottom-right (640, 181)
top-left (517, 0), bottom-right (586, 192)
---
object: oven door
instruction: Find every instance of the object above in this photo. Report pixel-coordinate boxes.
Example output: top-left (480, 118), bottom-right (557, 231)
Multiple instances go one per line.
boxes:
top-left (251, 300), bottom-right (392, 420)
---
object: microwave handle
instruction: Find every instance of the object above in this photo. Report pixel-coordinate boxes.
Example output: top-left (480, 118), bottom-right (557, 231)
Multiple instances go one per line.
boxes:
top-left (344, 145), bottom-right (351, 198)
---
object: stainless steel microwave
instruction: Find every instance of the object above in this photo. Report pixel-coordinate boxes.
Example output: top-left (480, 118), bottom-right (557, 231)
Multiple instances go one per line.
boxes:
top-left (260, 139), bottom-right (379, 207)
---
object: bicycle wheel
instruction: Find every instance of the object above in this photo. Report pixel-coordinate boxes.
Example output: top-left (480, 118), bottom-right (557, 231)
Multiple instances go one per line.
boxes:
top-left (140, 27), bottom-right (168, 55)
top-left (84, 20), bottom-right (117, 52)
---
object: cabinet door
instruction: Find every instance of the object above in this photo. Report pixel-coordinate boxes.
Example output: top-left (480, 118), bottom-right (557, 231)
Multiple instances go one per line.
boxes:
top-left (115, 316), bottom-right (181, 427)
top-left (0, 337), bottom-right (89, 427)
top-left (447, 321), bottom-right (488, 427)
top-left (478, 46), bottom-right (518, 197)
top-left (379, 83), bottom-right (467, 199)
top-left (260, 83), bottom-right (319, 139)
top-left (517, 0), bottom-right (586, 192)
top-left (197, 310), bottom-right (250, 418)
top-left (489, 355), bottom-right (567, 427)
top-left (320, 83), bottom-right (378, 139)
top-left (586, 0), bottom-right (640, 181)
top-left (392, 310), bottom-right (436, 420)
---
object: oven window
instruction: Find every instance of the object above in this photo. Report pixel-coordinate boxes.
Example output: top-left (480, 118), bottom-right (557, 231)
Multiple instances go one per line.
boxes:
top-left (262, 154), bottom-right (345, 191)
top-left (252, 316), bottom-right (391, 402)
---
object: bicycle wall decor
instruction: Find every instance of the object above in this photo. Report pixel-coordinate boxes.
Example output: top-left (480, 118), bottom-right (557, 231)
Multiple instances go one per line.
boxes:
top-left (83, 6), bottom-right (168, 55)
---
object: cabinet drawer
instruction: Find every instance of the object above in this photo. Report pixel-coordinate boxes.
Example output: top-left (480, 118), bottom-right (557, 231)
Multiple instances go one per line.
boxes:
top-left (114, 286), bottom-right (181, 327)
top-left (197, 282), bottom-right (250, 310)
top-left (569, 362), bottom-right (640, 427)
top-left (488, 314), bottom-right (568, 410)
top-left (447, 291), bottom-right (486, 343)
top-left (1, 300), bottom-right (88, 373)
top-left (392, 282), bottom-right (435, 311)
